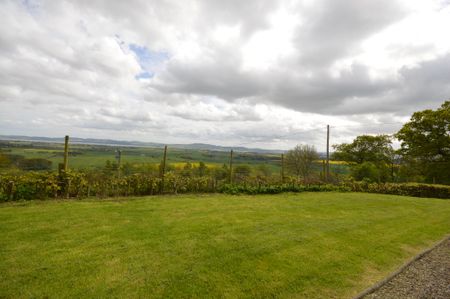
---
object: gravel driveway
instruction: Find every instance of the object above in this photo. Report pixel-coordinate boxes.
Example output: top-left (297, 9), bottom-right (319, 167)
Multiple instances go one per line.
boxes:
top-left (359, 237), bottom-right (450, 299)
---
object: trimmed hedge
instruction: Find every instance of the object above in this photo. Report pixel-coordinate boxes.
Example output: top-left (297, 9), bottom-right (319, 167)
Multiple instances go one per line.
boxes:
top-left (1, 171), bottom-right (449, 201)
top-left (219, 182), bottom-right (450, 198)
top-left (346, 182), bottom-right (450, 199)
top-left (0, 171), bottom-right (217, 201)
top-left (218, 183), bottom-right (349, 195)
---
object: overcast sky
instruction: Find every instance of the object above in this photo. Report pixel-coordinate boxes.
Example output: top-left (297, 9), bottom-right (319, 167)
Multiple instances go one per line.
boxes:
top-left (1, 0), bottom-right (449, 150)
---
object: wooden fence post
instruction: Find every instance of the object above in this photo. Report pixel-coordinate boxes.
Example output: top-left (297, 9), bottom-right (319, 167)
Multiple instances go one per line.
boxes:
top-left (58, 135), bottom-right (70, 198)
top-left (7, 181), bottom-right (14, 201)
top-left (322, 159), bottom-right (326, 181)
top-left (160, 145), bottom-right (167, 193)
top-left (229, 149), bottom-right (233, 184)
top-left (116, 149), bottom-right (122, 177)
top-left (326, 125), bottom-right (330, 182)
top-left (63, 135), bottom-right (69, 172)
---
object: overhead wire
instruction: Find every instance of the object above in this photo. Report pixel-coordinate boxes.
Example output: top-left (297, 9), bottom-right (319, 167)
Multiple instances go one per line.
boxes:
top-left (234, 121), bottom-right (407, 148)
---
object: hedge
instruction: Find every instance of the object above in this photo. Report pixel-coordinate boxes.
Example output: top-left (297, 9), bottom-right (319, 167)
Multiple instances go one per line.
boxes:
top-left (346, 182), bottom-right (450, 199)
top-left (1, 171), bottom-right (449, 201)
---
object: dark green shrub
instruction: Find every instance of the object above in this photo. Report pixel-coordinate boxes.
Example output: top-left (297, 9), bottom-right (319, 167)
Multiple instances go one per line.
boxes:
top-left (346, 181), bottom-right (450, 199)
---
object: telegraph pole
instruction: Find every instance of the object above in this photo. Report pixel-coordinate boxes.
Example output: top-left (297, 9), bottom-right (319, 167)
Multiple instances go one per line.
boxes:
top-left (281, 153), bottom-right (285, 183)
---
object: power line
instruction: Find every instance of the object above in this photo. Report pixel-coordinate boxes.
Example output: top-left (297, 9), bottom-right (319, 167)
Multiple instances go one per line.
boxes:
top-left (330, 121), bottom-right (405, 129)
top-left (233, 121), bottom-right (407, 148)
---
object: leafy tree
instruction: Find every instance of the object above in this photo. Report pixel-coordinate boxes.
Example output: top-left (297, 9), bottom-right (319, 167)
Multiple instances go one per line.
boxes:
top-left (333, 135), bottom-right (394, 182)
top-left (333, 135), bottom-right (393, 164)
top-left (285, 145), bottom-right (319, 180)
top-left (350, 162), bottom-right (380, 182)
top-left (395, 101), bottom-right (450, 184)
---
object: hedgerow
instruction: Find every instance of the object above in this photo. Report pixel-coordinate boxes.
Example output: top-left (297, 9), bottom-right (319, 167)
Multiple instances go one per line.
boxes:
top-left (346, 181), bottom-right (450, 199)
top-left (218, 183), bottom-right (348, 195)
top-left (1, 171), bottom-right (449, 201)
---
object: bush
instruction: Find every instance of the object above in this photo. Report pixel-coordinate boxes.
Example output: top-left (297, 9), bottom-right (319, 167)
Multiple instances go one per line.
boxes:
top-left (0, 170), bottom-right (219, 201)
top-left (346, 181), bottom-right (450, 199)
top-left (218, 183), bottom-right (348, 195)
top-left (18, 158), bottom-right (52, 171)
top-left (1, 170), bottom-right (448, 201)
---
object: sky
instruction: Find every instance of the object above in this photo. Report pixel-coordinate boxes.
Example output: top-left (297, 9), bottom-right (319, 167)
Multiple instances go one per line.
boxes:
top-left (1, 0), bottom-right (449, 150)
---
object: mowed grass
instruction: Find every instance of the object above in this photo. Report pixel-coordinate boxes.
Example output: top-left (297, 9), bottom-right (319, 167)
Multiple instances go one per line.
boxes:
top-left (0, 193), bottom-right (449, 298)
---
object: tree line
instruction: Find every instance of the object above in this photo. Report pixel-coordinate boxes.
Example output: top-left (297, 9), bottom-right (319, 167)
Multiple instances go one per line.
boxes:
top-left (332, 101), bottom-right (449, 184)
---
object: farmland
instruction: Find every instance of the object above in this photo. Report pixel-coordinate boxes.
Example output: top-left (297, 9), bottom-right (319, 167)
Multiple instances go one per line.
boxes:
top-left (1, 192), bottom-right (449, 298)
top-left (0, 140), bottom-right (349, 174)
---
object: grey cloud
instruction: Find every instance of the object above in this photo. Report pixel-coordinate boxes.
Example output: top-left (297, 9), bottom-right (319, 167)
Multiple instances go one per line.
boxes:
top-left (98, 108), bottom-right (153, 122)
top-left (394, 53), bottom-right (450, 112)
top-left (154, 61), bottom-right (266, 100)
top-left (293, 0), bottom-right (407, 67)
top-left (1, 0), bottom-right (449, 149)
top-left (267, 63), bottom-right (395, 113)
top-left (328, 53), bottom-right (450, 115)
top-left (198, 0), bottom-right (278, 36)
top-left (146, 0), bottom-right (428, 116)
top-left (168, 100), bottom-right (263, 122)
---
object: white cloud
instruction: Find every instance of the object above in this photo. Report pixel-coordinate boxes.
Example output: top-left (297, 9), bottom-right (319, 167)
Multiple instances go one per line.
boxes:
top-left (0, 0), bottom-right (449, 150)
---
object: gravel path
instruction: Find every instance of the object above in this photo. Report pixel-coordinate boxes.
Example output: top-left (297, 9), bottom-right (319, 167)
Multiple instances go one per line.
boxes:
top-left (359, 237), bottom-right (450, 299)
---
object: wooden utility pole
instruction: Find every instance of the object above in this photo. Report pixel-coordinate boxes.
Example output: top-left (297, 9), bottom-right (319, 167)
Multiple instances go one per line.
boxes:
top-left (63, 135), bottom-right (69, 172)
top-left (229, 149), bottom-right (233, 184)
top-left (326, 125), bottom-right (330, 182)
top-left (160, 145), bottom-right (168, 192)
top-left (281, 153), bottom-right (285, 183)
top-left (60, 135), bottom-right (70, 198)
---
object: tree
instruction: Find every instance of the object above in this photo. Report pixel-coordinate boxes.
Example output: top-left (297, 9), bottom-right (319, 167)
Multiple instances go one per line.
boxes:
top-left (285, 145), bottom-right (319, 180)
top-left (333, 135), bottom-right (394, 182)
top-left (395, 101), bottom-right (450, 184)
top-left (333, 135), bottom-right (393, 164)
top-left (351, 162), bottom-right (380, 182)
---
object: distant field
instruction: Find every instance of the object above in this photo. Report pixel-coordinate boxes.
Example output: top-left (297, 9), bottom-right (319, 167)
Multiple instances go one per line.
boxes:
top-left (1, 193), bottom-right (449, 298)
top-left (0, 141), bottom-right (349, 174)
top-left (0, 141), bottom-right (279, 170)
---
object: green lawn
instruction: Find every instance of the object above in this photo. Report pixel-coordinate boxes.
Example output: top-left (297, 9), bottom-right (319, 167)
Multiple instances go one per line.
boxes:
top-left (1, 193), bottom-right (449, 298)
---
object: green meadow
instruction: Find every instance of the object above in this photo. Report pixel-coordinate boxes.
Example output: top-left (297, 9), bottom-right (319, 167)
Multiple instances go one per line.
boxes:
top-left (0, 141), bottom-right (350, 176)
top-left (1, 141), bottom-right (278, 170)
